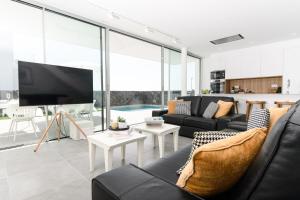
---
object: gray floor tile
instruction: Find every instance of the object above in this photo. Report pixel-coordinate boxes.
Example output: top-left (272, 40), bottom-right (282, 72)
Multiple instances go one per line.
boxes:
top-left (0, 178), bottom-right (10, 200)
top-left (1, 133), bottom-right (192, 200)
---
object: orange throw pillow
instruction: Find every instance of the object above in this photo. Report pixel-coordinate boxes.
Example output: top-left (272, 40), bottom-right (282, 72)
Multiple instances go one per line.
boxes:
top-left (177, 128), bottom-right (267, 197)
top-left (268, 107), bottom-right (289, 134)
top-left (167, 100), bottom-right (183, 114)
top-left (214, 100), bottom-right (233, 118)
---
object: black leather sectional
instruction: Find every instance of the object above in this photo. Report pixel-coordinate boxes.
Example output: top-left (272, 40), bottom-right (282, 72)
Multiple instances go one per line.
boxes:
top-left (93, 100), bottom-right (300, 200)
top-left (153, 96), bottom-right (245, 138)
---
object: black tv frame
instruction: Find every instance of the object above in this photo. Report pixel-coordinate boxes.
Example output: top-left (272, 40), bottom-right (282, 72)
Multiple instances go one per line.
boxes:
top-left (18, 61), bottom-right (93, 106)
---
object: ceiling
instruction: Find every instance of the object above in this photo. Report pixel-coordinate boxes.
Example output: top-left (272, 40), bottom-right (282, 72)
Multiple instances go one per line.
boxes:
top-left (26, 0), bottom-right (300, 57)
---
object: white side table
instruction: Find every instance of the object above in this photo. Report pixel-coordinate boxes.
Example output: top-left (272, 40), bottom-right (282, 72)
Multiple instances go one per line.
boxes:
top-left (133, 123), bottom-right (180, 158)
top-left (88, 131), bottom-right (147, 172)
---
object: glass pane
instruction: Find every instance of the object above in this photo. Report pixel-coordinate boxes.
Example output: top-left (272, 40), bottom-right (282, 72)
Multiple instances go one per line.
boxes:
top-left (187, 56), bottom-right (200, 96)
top-left (45, 11), bottom-right (104, 136)
top-left (164, 49), bottom-right (181, 105)
top-left (0, 1), bottom-right (44, 148)
top-left (109, 31), bottom-right (162, 125)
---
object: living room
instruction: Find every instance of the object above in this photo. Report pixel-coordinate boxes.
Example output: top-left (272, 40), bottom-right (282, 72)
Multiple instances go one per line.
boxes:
top-left (0, 0), bottom-right (300, 200)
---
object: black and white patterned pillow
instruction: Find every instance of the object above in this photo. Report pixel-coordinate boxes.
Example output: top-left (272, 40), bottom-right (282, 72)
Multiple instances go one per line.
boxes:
top-left (176, 130), bottom-right (240, 175)
top-left (247, 108), bottom-right (270, 130)
top-left (175, 101), bottom-right (191, 115)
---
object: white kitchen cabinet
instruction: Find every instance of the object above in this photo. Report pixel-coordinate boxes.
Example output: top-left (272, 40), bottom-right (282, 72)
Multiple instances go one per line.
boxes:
top-left (226, 48), bottom-right (260, 79)
top-left (260, 46), bottom-right (284, 76)
top-left (225, 51), bottom-right (241, 79)
top-left (283, 46), bottom-right (300, 94)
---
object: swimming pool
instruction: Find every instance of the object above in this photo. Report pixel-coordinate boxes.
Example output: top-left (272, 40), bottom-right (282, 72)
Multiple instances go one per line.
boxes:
top-left (111, 104), bottom-right (162, 112)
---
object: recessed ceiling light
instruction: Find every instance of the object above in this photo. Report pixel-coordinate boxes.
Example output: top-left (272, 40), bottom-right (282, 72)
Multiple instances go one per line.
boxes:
top-left (108, 12), bottom-right (120, 20)
top-left (290, 32), bottom-right (297, 36)
top-left (210, 34), bottom-right (244, 45)
top-left (172, 38), bottom-right (178, 44)
top-left (144, 27), bottom-right (154, 33)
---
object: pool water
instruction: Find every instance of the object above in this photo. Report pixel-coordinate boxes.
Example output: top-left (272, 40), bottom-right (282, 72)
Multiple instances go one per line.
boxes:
top-left (111, 105), bottom-right (162, 112)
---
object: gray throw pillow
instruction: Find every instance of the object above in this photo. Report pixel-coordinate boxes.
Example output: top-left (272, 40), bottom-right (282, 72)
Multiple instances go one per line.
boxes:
top-left (175, 101), bottom-right (191, 115)
top-left (203, 102), bottom-right (219, 119)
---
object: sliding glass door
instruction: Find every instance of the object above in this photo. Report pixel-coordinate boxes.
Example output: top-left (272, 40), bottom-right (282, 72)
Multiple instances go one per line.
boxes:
top-left (164, 49), bottom-right (182, 105)
top-left (44, 11), bottom-right (105, 134)
top-left (187, 56), bottom-right (200, 96)
top-left (109, 31), bottom-right (162, 125)
top-left (0, 0), bottom-right (44, 149)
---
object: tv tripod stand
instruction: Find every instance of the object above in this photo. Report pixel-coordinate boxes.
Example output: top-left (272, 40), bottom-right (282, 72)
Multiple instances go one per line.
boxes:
top-left (34, 110), bottom-right (87, 152)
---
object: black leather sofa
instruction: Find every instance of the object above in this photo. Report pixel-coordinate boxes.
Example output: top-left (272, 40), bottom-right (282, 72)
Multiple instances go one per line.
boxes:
top-left (92, 100), bottom-right (300, 200)
top-left (152, 96), bottom-right (245, 138)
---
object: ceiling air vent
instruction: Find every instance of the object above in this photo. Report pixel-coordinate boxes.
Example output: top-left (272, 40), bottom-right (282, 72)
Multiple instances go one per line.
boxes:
top-left (210, 34), bottom-right (244, 45)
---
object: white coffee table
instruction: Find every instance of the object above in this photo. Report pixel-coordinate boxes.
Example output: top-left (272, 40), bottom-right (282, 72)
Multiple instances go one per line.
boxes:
top-left (88, 131), bottom-right (147, 172)
top-left (133, 123), bottom-right (180, 158)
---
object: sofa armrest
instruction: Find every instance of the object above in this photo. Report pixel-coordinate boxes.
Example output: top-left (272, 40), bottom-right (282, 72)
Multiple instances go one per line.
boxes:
top-left (92, 164), bottom-right (204, 200)
top-left (227, 121), bottom-right (247, 131)
top-left (152, 109), bottom-right (168, 117)
top-left (216, 114), bottom-right (246, 130)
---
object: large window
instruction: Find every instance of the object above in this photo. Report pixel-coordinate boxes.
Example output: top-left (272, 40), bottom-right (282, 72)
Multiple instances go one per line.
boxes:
top-left (0, 0), bottom-right (201, 149)
top-left (109, 31), bottom-right (162, 125)
top-left (45, 11), bottom-right (105, 132)
top-left (0, 0), bottom-right (44, 148)
top-left (187, 56), bottom-right (200, 96)
top-left (164, 49), bottom-right (181, 105)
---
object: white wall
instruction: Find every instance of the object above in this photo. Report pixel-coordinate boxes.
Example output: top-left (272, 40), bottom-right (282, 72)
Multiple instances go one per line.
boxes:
top-left (201, 38), bottom-right (300, 94)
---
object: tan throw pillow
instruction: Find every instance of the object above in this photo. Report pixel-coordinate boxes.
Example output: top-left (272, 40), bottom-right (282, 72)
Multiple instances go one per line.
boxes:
top-left (176, 128), bottom-right (267, 197)
top-left (268, 107), bottom-right (289, 134)
top-left (214, 100), bottom-right (233, 118)
top-left (167, 99), bottom-right (183, 114)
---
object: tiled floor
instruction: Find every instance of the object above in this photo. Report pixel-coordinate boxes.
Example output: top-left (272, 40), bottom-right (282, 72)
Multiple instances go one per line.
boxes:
top-left (0, 132), bottom-right (192, 200)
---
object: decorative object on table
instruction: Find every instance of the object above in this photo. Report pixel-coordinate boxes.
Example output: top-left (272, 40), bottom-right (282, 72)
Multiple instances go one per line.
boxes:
top-left (109, 116), bottom-right (129, 131)
top-left (145, 117), bottom-right (164, 126)
top-left (117, 116), bottom-right (127, 129)
top-left (110, 121), bottom-right (118, 129)
top-left (108, 126), bottom-right (130, 131)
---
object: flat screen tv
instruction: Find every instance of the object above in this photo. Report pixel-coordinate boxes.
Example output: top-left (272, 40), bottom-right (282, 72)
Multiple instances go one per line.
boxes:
top-left (18, 61), bottom-right (93, 106)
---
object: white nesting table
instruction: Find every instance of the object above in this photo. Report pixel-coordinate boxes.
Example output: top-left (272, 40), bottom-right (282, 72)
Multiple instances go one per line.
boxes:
top-left (133, 123), bottom-right (180, 158)
top-left (88, 131), bottom-right (147, 172)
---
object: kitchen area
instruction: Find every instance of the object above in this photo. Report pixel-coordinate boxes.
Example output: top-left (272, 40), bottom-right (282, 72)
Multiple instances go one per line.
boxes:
top-left (201, 37), bottom-right (300, 113)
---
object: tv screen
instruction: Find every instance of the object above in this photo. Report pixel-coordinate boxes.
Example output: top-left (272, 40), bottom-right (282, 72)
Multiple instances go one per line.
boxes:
top-left (18, 61), bottom-right (93, 106)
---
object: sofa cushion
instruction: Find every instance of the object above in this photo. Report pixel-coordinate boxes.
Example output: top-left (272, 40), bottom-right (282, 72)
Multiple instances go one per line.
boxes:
top-left (178, 96), bottom-right (202, 116)
top-left (92, 164), bottom-right (201, 200)
top-left (177, 128), bottom-right (267, 197)
top-left (144, 145), bottom-right (192, 184)
top-left (177, 130), bottom-right (240, 175)
top-left (214, 100), bottom-right (234, 118)
top-left (268, 107), bottom-right (289, 133)
top-left (168, 100), bottom-right (183, 114)
top-left (203, 102), bottom-right (219, 119)
top-left (175, 101), bottom-right (191, 115)
top-left (199, 96), bottom-right (234, 117)
top-left (184, 117), bottom-right (217, 130)
top-left (247, 108), bottom-right (270, 130)
top-left (163, 114), bottom-right (189, 125)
